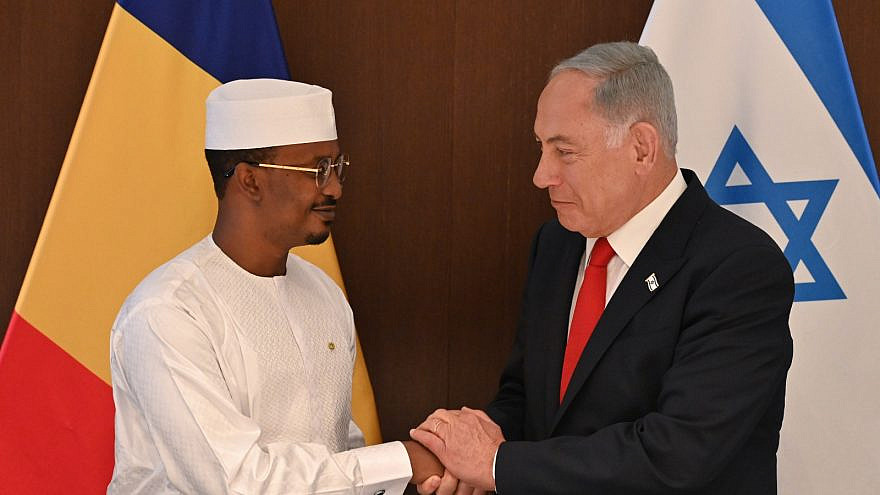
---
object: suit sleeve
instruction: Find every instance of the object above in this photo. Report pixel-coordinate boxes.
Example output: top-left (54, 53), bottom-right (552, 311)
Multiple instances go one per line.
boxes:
top-left (494, 243), bottom-right (794, 494)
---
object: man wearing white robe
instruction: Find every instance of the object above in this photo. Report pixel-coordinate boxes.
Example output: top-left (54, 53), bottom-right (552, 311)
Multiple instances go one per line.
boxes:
top-left (108, 79), bottom-right (442, 494)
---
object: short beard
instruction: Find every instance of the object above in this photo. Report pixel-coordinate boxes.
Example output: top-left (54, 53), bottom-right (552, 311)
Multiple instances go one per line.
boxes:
top-left (305, 230), bottom-right (331, 245)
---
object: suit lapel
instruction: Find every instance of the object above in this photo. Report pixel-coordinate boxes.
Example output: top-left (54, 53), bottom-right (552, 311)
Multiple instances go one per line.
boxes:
top-left (550, 169), bottom-right (709, 432)
top-left (539, 232), bottom-right (585, 431)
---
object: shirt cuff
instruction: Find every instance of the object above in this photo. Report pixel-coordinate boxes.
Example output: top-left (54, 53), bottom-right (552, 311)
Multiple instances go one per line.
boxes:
top-left (492, 446), bottom-right (499, 492)
top-left (349, 441), bottom-right (412, 495)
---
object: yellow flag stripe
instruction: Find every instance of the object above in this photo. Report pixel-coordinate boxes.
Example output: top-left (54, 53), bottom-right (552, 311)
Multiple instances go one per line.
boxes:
top-left (16, 6), bottom-right (219, 383)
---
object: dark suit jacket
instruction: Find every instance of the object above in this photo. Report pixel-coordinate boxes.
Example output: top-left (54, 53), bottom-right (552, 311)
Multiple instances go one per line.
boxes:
top-left (488, 169), bottom-right (794, 494)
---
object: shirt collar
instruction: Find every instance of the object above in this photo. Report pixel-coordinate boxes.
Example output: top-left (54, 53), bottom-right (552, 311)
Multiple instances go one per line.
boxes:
top-left (602, 168), bottom-right (687, 268)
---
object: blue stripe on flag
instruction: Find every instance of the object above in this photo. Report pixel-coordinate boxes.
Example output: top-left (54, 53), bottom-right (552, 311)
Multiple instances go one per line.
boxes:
top-left (117, 0), bottom-right (290, 83)
top-left (756, 0), bottom-right (879, 197)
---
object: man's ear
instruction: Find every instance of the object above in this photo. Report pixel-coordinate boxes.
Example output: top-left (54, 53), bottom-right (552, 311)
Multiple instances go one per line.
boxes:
top-left (229, 162), bottom-right (262, 202)
top-left (629, 121), bottom-right (660, 175)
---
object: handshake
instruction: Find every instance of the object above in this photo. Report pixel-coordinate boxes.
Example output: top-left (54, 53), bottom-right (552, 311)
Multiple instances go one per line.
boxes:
top-left (402, 407), bottom-right (505, 495)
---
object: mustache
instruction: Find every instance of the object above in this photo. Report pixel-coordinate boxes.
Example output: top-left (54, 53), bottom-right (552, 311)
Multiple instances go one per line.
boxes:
top-left (313, 198), bottom-right (337, 208)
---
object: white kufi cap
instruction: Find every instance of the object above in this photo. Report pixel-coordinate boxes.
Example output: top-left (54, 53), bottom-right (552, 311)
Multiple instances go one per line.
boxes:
top-left (205, 78), bottom-right (337, 150)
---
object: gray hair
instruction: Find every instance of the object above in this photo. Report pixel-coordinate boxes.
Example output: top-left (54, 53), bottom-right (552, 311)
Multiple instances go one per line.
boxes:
top-left (550, 41), bottom-right (677, 157)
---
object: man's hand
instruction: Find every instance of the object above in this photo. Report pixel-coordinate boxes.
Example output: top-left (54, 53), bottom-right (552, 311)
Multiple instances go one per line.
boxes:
top-left (416, 470), bottom-right (487, 495)
top-left (410, 407), bottom-right (504, 491)
top-left (403, 440), bottom-right (444, 485)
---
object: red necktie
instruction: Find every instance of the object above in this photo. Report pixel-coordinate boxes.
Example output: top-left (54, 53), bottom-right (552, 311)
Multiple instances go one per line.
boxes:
top-left (560, 237), bottom-right (615, 402)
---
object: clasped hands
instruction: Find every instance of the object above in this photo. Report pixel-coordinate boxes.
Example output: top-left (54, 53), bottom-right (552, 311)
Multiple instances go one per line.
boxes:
top-left (405, 406), bottom-right (505, 494)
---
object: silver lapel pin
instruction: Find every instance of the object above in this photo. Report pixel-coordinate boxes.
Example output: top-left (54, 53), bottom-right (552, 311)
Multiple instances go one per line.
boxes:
top-left (645, 273), bottom-right (660, 292)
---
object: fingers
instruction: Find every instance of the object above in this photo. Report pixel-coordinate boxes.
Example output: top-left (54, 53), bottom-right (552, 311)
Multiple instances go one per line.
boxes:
top-left (416, 410), bottom-right (450, 430)
top-left (427, 409), bottom-right (460, 425)
top-left (418, 408), bottom-right (465, 432)
top-left (436, 470), bottom-right (460, 495)
top-left (416, 418), bottom-right (450, 442)
top-left (417, 475), bottom-right (442, 494)
top-left (410, 428), bottom-right (446, 459)
top-left (454, 481), bottom-right (477, 495)
top-left (417, 409), bottom-right (463, 441)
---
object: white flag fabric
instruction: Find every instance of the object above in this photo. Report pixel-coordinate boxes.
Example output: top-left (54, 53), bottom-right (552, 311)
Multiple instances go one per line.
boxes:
top-left (640, 1), bottom-right (879, 493)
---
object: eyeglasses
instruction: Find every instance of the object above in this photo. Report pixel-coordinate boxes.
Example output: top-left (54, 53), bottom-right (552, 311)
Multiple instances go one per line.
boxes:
top-left (223, 154), bottom-right (349, 188)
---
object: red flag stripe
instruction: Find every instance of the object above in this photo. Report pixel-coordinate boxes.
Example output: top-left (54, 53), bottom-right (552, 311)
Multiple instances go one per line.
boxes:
top-left (0, 312), bottom-right (114, 493)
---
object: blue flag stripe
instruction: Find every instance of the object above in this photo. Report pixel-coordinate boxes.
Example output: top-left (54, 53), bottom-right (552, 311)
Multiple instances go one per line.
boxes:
top-left (756, 0), bottom-right (879, 198)
top-left (116, 0), bottom-right (290, 83)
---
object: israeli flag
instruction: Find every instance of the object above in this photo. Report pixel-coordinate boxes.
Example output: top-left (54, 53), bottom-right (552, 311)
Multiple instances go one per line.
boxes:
top-left (641, 1), bottom-right (879, 493)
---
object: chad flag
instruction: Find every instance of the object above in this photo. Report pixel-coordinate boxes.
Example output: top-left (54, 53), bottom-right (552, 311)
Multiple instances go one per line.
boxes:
top-left (0, 1), bottom-right (381, 492)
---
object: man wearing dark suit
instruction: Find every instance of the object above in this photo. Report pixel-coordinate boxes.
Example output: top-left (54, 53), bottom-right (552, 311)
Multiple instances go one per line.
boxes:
top-left (411, 41), bottom-right (794, 494)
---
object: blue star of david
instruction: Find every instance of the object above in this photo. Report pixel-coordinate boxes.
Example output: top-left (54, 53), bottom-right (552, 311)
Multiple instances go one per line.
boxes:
top-left (704, 126), bottom-right (845, 302)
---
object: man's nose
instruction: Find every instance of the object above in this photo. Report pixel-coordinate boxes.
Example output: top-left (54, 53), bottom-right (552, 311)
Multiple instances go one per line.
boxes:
top-left (321, 171), bottom-right (342, 199)
top-left (533, 152), bottom-right (559, 189)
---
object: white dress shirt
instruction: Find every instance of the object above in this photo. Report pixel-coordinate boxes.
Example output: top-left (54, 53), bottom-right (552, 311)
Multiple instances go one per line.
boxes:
top-left (109, 235), bottom-right (411, 494)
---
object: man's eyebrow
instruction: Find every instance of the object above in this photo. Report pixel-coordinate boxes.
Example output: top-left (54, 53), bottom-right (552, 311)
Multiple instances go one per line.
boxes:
top-left (535, 134), bottom-right (577, 145)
